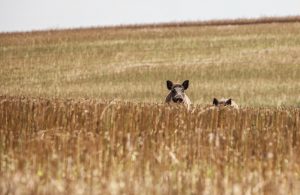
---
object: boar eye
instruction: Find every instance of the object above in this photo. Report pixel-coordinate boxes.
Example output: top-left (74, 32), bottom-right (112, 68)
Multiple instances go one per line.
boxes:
top-left (172, 89), bottom-right (176, 93)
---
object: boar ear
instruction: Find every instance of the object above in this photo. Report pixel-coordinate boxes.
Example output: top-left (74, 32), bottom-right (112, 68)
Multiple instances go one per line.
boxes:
top-left (166, 80), bottom-right (173, 90)
top-left (182, 80), bottom-right (189, 90)
top-left (213, 98), bottom-right (219, 106)
top-left (226, 99), bottom-right (232, 105)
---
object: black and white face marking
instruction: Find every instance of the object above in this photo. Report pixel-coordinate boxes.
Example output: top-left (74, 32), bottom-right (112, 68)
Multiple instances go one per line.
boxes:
top-left (166, 80), bottom-right (189, 104)
top-left (171, 85), bottom-right (185, 103)
top-left (213, 98), bottom-right (232, 106)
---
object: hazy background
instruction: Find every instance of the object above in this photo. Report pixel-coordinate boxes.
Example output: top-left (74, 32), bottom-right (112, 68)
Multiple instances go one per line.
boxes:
top-left (0, 0), bottom-right (299, 32)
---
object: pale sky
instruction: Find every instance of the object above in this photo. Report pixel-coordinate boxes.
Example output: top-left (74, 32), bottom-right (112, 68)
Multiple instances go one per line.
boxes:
top-left (0, 0), bottom-right (299, 32)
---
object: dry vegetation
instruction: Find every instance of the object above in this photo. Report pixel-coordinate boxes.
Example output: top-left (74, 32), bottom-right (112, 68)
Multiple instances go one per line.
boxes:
top-left (1, 17), bottom-right (300, 194)
top-left (1, 17), bottom-right (300, 106)
top-left (0, 96), bottom-right (300, 194)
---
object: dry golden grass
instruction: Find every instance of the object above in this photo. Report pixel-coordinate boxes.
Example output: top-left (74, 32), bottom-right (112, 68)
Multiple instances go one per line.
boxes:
top-left (1, 17), bottom-right (300, 194)
top-left (1, 17), bottom-right (300, 106)
top-left (0, 96), bottom-right (300, 194)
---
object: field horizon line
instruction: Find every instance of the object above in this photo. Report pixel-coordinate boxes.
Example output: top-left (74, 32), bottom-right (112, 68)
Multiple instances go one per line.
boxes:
top-left (1, 15), bottom-right (300, 35)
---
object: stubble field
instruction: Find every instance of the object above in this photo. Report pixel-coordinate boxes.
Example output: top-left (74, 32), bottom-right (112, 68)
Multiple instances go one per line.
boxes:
top-left (0, 17), bottom-right (300, 194)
